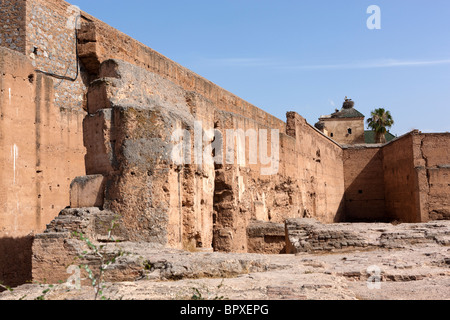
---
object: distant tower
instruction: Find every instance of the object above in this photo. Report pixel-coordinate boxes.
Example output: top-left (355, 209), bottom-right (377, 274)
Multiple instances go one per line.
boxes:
top-left (315, 98), bottom-right (365, 145)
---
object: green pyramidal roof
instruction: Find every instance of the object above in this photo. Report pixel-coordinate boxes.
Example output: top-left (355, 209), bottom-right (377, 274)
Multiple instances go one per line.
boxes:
top-left (364, 131), bottom-right (396, 144)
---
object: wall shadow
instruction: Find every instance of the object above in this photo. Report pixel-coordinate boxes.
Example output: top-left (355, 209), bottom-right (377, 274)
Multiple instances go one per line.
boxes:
top-left (0, 236), bottom-right (33, 291)
top-left (344, 151), bottom-right (392, 223)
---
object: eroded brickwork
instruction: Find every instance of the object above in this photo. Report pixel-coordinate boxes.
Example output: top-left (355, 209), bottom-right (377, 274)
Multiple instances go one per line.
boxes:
top-left (0, 46), bottom-right (86, 287)
top-left (0, 0), bottom-right (449, 289)
top-left (0, 0), bottom-right (26, 52)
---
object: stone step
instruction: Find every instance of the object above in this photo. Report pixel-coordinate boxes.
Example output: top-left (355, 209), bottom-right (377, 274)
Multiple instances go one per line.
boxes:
top-left (285, 218), bottom-right (450, 254)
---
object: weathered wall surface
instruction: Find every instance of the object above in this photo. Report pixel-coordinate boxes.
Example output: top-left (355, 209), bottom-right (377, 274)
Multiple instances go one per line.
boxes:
top-left (75, 6), bottom-right (286, 132)
top-left (0, 47), bottom-right (85, 236)
top-left (2, 0), bottom-right (449, 289)
top-left (84, 59), bottom-right (215, 250)
top-left (0, 47), bottom-right (86, 287)
top-left (2, 0), bottom-right (348, 259)
top-left (382, 134), bottom-right (421, 222)
top-left (212, 110), bottom-right (300, 253)
top-left (26, 0), bottom-right (88, 112)
top-left (0, 0), bottom-right (27, 53)
top-left (287, 113), bottom-right (345, 223)
top-left (412, 133), bottom-right (450, 221)
top-left (343, 146), bottom-right (386, 222)
top-left (343, 132), bottom-right (450, 223)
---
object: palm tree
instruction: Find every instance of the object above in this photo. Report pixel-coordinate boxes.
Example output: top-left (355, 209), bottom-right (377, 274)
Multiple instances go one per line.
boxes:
top-left (367, 108), bottom-right (394, 143)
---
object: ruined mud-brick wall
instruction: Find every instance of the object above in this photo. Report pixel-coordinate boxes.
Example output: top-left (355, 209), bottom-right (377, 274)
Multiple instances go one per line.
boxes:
top-left (84, 59), bottom-right (215, 250)
top-left (212, 110), bottom-right (298, 253)
top-left (0, 0), bottom-right (87, 287)
top-left (0, 0), bottom-right (88, 235)
top-left (286, 113), bottom-right (345, 224)
top-left (0, 47), bottom-right (86, 287)
top-left (83, 59), bottom-right (345, 254)
top-left (412, 133), bottom-right (450, 221)
top-left (383, 131), bottom-right (450, 222)
top-left (343, 146), bottom-right (386, 222)
top-left (74, 2), bottom-right (286, 133)
top-left (0, 0), bottom-right (27, 52)
top-left (1, 0), bottom-right (87, 112)
top-left (383, 133), bottom-right (422, 222)
top-left (343, 132), bottom-right (450, 223)
top-left (0, 0), bottom-right (347, 258)
top-left (20, 0), bottom-right (346, 253)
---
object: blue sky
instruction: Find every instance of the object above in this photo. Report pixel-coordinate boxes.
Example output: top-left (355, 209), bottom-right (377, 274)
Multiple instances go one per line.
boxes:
top-left (71, 0), bottom-right (450, 135)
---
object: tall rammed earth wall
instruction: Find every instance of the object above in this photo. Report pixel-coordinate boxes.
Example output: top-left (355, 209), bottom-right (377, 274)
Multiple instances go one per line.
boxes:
top-left (1, 0), bottom-right (88, 287)
top-left (1, 0), bottom-right (449, 287)
top-left (0, 47), bottom-right (86, 287)
top-left (0, 0), bottom-right (349, 286)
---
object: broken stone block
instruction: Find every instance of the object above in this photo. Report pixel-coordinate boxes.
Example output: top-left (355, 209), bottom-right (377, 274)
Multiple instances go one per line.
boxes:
top-left (70, 175), bottom-right (106, 209)
top-left (285, 219), bottom-right (370, 254)
top-left (247, 221), bottom-right (286, 254)
top-left (87, 79), bottom-right (111, 114)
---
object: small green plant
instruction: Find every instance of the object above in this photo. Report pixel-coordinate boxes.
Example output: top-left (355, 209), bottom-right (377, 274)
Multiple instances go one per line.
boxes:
top-left (31, 279), bottom-right (65, 300)
top-left (35, 283), bottom-right (54, 301)
top-left (72, 217), bottom-right (126, 300)
top-left (191, 280), bottom-right (226, 300)
top-left (0, 282), bottom-right (13, 293)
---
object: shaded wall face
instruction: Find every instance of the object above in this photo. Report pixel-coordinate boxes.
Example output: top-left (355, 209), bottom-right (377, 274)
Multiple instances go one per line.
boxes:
top-left (343, 147), bottom-right (386, 222)
top-left (342, 133), bottom-right (450, 223)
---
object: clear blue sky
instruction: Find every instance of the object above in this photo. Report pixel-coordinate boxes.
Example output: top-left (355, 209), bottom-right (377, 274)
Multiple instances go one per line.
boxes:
top-left (71, 0), bottom-right (450, 135)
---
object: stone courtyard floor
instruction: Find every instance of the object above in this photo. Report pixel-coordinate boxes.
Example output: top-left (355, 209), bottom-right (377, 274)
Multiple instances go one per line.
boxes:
top-left (1, 242), bottom-right (449, 300)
